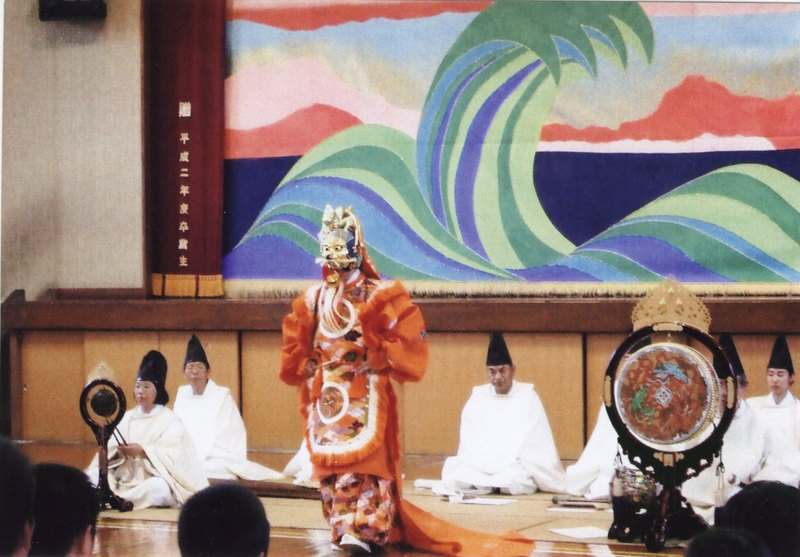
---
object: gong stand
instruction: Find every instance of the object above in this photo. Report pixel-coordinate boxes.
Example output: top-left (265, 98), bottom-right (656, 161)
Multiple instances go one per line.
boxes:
top-left (79, 379), bottom-right (134, 512)
top-left (605, 324), bottom-right (737, 552)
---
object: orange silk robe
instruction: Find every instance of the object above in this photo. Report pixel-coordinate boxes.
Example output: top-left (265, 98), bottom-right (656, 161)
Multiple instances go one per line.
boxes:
top-left (280, 275), bottom-right (535, 556)
top-left (280, 277), bottom-right (426, 481)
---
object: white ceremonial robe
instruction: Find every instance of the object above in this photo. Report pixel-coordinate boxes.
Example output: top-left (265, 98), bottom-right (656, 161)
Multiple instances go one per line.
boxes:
top-left (748, 392), bottom-right (800, 448)
top-left (87, 405), bottom-right (209, 509)
top-left (566, 405), bottom-right (632, 500)
top-left (441, 381), bottom-right (565, 495)
top-left (681, 400), bottom-right (800, 524)
top-left (173, 380), bottom-right (283, 481)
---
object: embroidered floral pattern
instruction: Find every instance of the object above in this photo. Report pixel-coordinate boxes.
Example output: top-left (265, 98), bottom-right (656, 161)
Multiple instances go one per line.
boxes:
top-left (321, 473), bottom-right (396, 546)
top-left (310, 278), bottom-right (377, 451)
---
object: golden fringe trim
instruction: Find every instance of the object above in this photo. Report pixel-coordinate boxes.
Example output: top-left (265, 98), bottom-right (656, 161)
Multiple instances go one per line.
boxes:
top-left (197, 274), bottom-right (224, 298)
top-left (152, 273), bottom-right (225, 298)
top-left (223, 279), bottom-right (800, 300)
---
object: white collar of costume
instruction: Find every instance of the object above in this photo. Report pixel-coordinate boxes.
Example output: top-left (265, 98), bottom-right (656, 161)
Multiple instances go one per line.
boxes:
top-left (134, 404), bottom-right (165, 417)
top-left (188, 378), bottom-right (220, 398)
top-left (767, 391), bottom-right (797, 408)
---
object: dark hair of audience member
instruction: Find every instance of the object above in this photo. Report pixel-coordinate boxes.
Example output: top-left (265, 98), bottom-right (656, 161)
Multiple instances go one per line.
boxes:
top-left (178, 484), bottom-right (269, 557)
top-left (29, 463), bottom-right (99, 557)
top-left (716, 480), bottom-right (800, 557)
top-left (685, 526), bottom-right (773, 557)
top-left (0, 437), bottom-right (36, 557)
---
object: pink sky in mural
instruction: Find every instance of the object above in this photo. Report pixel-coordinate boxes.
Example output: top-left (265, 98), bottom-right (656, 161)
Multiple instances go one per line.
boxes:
top-left (225, 57), bottom-right (420, 136)
top-left (226, 74), bottom-right (800, 158)
top-left (641, 2), bottom-right (800, 17)
top-left (226, 104), bottom-right (362, 159)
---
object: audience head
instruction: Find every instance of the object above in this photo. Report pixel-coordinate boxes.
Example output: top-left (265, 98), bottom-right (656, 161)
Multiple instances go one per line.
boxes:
top-left (486, 331), bottom-right (515, 395)
top-left (685, 526), bottom-right (773, 557)
top-left (136, 350), bottom-right (169, 408)
top-left (716, 480), bottom-right (800, 557)
top-left (178, 484), bottom-right (269, 557)
top-left (183, 335), bottom-right (211, 395)
top-left (0, 437), bottom-right (36, 557)
top-left (29, 463), bottom-right (99, 557)
top-left (766, 335), bottom-right (793, 401)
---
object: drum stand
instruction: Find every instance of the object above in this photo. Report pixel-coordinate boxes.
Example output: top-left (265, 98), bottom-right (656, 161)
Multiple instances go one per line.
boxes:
top-left (95, 426), bottom-right (133, 512)
top-left (641, 480), bottom-right (707, 551)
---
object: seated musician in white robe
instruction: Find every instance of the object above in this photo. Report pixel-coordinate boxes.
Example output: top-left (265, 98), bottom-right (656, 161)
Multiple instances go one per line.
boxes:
top-left (173, 335), bottom-right (283, 481)
top-left (87, 350), bottom-right (208, 509)
top-left (748, 334), bottom-right (800, 449)
top-left (440, 332), bottom-right (565, 495)
top-left (682, 334), bottom-right (800, 524)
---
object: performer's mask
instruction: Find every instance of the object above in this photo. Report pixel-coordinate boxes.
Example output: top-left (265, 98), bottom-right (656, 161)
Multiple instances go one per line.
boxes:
top-left (319, 229), bottom-right (360, 271)
top-left (316, 205), bottom-right (364, 272)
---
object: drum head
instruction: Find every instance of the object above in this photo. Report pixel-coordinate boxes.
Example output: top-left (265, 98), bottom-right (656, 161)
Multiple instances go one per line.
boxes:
top-left (615, 342), bottom-right (719, 453)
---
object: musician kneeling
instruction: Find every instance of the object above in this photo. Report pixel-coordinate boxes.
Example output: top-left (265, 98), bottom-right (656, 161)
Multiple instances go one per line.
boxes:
top-left (441, 332), bottom-right (565, 495)
top-left (86, 351), bottom-right (208, 509)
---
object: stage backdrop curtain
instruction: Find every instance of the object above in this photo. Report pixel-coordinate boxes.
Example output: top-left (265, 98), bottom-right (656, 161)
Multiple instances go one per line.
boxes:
top-left (144, 0), bottom-right (225, 298)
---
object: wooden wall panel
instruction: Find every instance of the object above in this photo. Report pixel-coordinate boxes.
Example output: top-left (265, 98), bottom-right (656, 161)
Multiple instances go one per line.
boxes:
top-left (585, 334), bottom-right (626, 441)
top-left (404, 332), bottom-right (487, 455)
top-left (158, 332), bottom-right (239, 407)
top-left (13, 327), bottom-right (800, 463)
top-left (21, 331), bottom-right (85, 441)
top-left (241, 332), bottom-right (303, 451)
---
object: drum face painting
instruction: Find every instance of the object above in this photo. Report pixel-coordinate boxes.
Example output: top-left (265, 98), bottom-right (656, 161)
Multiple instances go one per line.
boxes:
top-left (615, 343), bottom-right (719, 453)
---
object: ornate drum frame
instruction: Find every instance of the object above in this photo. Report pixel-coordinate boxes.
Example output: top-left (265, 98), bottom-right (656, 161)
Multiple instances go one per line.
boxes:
top-left (604, 324), bottom-right (738, 489)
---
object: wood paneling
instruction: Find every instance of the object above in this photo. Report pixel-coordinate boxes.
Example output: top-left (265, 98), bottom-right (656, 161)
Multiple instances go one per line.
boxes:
top-left (5, 293), bottom-right (800, 461)
top-left (404, 332), bottom-right (487, 455)
top-left (585, 334), bottom-right (626, 439)
top-left (240, 332), bottom-right (303, 451)
top-left (21, 331), bottom-right (85, 441)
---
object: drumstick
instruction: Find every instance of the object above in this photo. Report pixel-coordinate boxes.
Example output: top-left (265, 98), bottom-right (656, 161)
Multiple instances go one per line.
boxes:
top-left (108, 421), bottom-right (128, 446)
top-left (551, 495), bottom-right (604, 508)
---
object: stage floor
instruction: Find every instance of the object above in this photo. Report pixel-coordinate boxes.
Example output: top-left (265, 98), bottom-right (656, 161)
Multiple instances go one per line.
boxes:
top-left (20, 444), bottom-right (686, 556)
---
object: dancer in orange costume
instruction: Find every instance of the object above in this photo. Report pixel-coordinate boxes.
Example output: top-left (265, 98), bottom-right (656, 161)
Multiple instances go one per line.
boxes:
top-left (280, 205), bottom-right (535, 555)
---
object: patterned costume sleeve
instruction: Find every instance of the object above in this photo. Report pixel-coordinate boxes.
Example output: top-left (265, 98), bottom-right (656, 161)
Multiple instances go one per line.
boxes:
top-left (360, 281), bottom-right (428, 383)
top-left (280, 290), bottom-right (317, 386)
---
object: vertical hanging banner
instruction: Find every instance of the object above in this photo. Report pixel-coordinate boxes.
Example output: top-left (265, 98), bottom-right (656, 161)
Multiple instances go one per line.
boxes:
top-left (145, 0), bottom-right (225, 297)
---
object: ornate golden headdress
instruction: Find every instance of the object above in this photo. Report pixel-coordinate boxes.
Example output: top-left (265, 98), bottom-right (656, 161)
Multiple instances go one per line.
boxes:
top-left (319, 205), bottom-right (362, 246)
top-left (631, 278), bottom-right (711, 333)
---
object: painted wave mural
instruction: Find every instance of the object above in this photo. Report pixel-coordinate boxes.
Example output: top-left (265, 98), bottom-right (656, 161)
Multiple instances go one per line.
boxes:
top-left (224, 2), bottom-right (800, 285)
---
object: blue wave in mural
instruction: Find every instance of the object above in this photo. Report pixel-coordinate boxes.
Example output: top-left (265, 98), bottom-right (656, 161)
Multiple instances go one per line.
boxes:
top-left (226, 2), bottom-right (800, 284)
